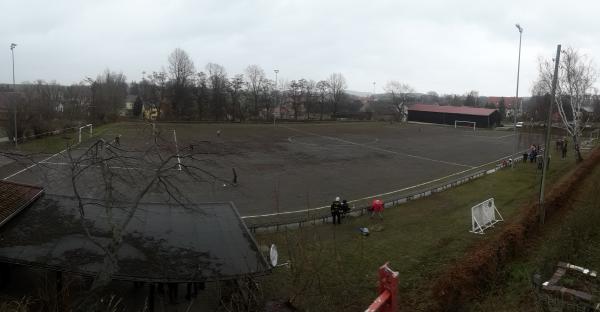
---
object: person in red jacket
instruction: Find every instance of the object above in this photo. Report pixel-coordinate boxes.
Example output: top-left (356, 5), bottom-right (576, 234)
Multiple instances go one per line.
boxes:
top-left (371, 199), bottom-right (384, 219)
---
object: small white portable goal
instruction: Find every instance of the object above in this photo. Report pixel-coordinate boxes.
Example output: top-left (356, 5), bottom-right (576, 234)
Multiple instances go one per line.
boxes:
top-left (78, 124), bottom-right (93, 143)
top-left (470, 198), bottom-right (503, 234)
top-left (455, 120), bottom-right (476, 131)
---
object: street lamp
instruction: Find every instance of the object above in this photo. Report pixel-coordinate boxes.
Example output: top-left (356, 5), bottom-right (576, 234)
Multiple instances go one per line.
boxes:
top-left (513, 24), bottom-right (523, 165)
top-left (274, 69), bottom-right (279, 125)
top-left (10, 43), bottom-right (17, 147)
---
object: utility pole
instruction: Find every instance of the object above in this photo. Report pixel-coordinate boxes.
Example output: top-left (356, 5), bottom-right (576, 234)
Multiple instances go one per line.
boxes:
top-left (512, 24), bottom-right (523, 166)
top-left (539, 44), bottom-right (561, 225)
top-left (10, 43), bottom-right (17, 147)
top-left (274, 69), bottom-right (279, 126)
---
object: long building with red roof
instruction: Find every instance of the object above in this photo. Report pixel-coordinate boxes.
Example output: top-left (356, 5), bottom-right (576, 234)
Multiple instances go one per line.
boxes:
top-left (408, 104), bottom-right (501, 128)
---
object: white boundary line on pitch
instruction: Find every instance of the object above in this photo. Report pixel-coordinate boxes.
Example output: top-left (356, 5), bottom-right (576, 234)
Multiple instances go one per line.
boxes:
top-left (241, 148), bottom-right (535, 219)
top-left (281, 125), bottom-right (474, 169)
top-left (38, 161), bottom-right (149, 171)
top-left (288, 136), bottom-right (379, 147)
top-left (2, 148), bottom-right (69, 181)
top-left (494, 133), bottom-right (517, 139)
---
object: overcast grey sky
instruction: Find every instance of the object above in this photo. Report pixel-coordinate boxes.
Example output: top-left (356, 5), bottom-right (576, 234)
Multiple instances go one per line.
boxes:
top-left (1, 0), bottom-right (598, 96)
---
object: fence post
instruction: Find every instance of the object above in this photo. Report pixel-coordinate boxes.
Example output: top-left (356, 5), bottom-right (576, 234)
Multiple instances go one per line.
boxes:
top-left (365, 262), bottom-right (399, 312)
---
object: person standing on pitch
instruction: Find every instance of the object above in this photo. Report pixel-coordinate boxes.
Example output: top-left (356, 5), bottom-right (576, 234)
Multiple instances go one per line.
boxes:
top-left (341, 199), bottom-right (350, 218)
top-left (331, 197), bottom-right (342, 225)
top-left (371, 199), bottom-right (384, 220)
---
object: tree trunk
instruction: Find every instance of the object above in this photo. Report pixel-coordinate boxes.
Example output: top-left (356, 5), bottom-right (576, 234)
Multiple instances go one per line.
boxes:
top-left (573, 134), bottom-right (583, 162)
top-left (254, 95), bottom-right (259, 119)
top-left (320, 102), bottom-right (324, 121)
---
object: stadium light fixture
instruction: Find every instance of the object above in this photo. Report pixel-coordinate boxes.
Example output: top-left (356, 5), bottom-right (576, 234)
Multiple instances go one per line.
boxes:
top-left (10, 43), bottom-right (17, 147)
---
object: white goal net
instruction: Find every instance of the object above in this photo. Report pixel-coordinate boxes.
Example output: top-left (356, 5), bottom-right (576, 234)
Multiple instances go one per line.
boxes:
top-left (470, 198), bottom-right (503, 234)
top-left (455, 120), bottom-right (476, 131)
top-left (78, 124), bottom-right (93, 143)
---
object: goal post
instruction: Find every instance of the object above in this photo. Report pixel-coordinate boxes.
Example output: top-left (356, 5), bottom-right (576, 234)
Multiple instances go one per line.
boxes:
top-left (172, 129), bottom-right (182, 171)
top-left (470, 198), bottom-right (503, 234)
top-left (455, 120), bottom-right (476, 131)
top-left (78, 124), bottom-right (93, 143)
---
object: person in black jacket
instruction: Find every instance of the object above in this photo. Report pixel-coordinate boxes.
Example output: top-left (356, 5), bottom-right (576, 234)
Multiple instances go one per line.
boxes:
top-left (341, 199), bottom-right (350, 218)
top-left (331, 197), bottom-right (342, 225)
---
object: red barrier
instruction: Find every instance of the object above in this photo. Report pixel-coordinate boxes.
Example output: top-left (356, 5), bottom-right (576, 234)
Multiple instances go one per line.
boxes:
top-left (365, 262), bottom-right (399, 312)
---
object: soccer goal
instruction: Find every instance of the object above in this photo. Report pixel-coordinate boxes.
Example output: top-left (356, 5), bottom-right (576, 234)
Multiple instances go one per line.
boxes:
top-left (455, 120), bottom-right (476, 131)
top-left (172, 129), bottom-right (182, 171)
top-left (470, 198), bottom-right (503, 234)
top-left (78, 124), bottom-right (93, 143)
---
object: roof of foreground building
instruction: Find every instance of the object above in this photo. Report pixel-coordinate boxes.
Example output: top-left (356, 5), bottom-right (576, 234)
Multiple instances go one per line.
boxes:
top-left (0, 195), bottom-right (269, 282)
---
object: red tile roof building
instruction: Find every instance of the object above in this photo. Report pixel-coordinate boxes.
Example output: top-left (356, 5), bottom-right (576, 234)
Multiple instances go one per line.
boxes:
top-left (408, 104), bottom-right (501, 128)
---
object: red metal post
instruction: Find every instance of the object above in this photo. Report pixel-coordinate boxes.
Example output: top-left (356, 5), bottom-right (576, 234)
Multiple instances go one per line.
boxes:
top-left (365, 262), bottom-right (399, 312)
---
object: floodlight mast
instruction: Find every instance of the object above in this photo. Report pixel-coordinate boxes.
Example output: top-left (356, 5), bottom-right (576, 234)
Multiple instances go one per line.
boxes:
top-left (512, 24), bottom-right (523, 166)
top-left (10, 43), bottom-right (17, 147)
top-left (274, 69), bottom-right (279, 126)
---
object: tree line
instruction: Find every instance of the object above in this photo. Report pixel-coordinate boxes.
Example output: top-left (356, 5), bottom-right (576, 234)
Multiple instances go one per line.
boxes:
top-left (129, 49), bottom-right (359, 122)
top-left (2, 48), bottom-right (365, 140)
top-left (6, 47), bottom-right (600, 143)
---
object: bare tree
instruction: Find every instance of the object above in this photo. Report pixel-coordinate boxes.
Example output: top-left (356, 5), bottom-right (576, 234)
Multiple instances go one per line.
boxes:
top-left (245, 65), bottom-right (265, 119)
top-left (206, 63), bottom-right (228, 121)
top-left (168, 48), bottom-right (195, 86)
top-left (464, 90), bottom-right (479, 107)
top-left (259, 78), bottom-right (274, 119)
top-left (316, 80), bottom-right (329, 120)
top-left (327, 73), bottom-right (346, 116)
top-left (426, 91), bottom-right (439, 104)
top-left (384, 80), bottom-right (415, 122)
top-left (86, 70), bottom-right (128, 123)
top-left (533, 47), bottom-right (598, 162)
top-left (287, 80), bottom-right (304, 120)
top-left (147, 70), bottom-right (168, 120)
top-left (167, 48), bottom-right (195, 118)
top-left (229, 74), bottom-right (245, 121)
top-left (303, 79), bottom-right (316, 120)
top-left (195, 72), bottom-right (209, 120)
top-left (64, 83), bottom-right (91, 122)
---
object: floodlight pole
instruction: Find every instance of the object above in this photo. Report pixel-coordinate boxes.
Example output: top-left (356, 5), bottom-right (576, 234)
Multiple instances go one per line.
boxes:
top-left (274, 69), bottom-right (279, 126)
top-left (512, 24), bottom-right (523, 166)
top-left (10, 43), bottom-right (17, 147)
top-left (539, 44), bottom-right (561, 226)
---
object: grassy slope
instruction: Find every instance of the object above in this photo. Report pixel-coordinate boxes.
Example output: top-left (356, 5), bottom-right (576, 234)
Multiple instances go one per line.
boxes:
top-left (14, 123), bottom-right (118, 154)
top-left (466, 160), bottom-right (600, 311)
top-left (256, 149), bottom-right (576, 311)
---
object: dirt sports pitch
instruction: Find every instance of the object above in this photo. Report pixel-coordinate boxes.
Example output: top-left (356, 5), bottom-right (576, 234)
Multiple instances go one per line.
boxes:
top-left (5, 121), bottom-right (543, 221)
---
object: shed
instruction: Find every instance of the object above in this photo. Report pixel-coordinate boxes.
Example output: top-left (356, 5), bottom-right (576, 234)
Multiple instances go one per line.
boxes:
top-left (408, 104), bottom-right (501, 128)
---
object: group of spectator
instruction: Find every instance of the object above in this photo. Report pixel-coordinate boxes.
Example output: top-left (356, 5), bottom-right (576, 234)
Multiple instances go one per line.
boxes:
top-left (330, 197), bottom-right (350, 224)
top-left (520, 144), bottom-right (549, 170)
top-left (523, 144), bottom-right (542, 163)
top-left (330, 197), bottom-right (384, 225)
